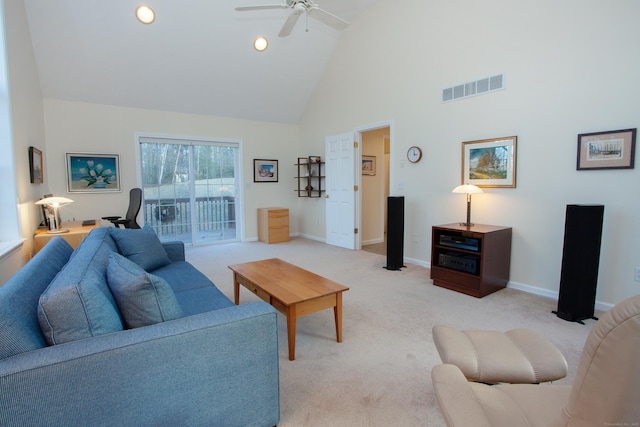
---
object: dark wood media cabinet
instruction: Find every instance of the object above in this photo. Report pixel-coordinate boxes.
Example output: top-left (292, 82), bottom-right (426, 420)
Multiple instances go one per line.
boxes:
top-left (431, 223), bottom-right (512, 298)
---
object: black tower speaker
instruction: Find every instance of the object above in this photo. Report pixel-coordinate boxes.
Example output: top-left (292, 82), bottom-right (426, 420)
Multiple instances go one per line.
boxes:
top-left (554, 204), bottom-right (604, 323)
top-left (384, 196), bottom-right (406, 270)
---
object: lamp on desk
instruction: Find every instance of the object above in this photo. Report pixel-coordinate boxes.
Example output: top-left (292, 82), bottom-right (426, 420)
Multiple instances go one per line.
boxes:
top-left (35, 196), bottom-right (74, 233)
top-left (452, 184), bottom-right (483, 227)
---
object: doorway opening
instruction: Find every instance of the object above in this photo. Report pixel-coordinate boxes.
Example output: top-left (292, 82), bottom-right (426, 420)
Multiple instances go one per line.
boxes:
top-left (359, 126), bottom-right (391, 255)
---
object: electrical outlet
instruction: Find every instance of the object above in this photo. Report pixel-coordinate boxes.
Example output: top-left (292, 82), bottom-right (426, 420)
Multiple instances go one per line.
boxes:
top-left (635, 267), bottom-right (640, 282)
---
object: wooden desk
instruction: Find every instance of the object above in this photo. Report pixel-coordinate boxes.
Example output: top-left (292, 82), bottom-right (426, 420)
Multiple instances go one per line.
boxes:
top-left (34, 221), bottom-right (101, 253)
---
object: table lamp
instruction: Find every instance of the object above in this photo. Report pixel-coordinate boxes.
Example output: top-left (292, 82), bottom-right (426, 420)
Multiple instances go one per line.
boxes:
top-left (452, 184), bottom-right (483, 226)
top-left (35, 196), bottom-right (74, 233)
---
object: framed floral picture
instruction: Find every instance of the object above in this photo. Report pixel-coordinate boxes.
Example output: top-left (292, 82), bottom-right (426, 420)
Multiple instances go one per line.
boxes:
top-left (66, 153), bottom-right (121, 192)
top-left (253, 159), bottom-right (278, 182)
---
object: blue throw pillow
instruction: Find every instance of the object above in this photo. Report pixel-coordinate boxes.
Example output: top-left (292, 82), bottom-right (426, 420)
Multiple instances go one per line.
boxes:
top-left (109, 225), bottom-right (171, 271)
top-left (107, 252), bottom-right (183, 329)
top-left (38, 242), bottom-right (123, 345)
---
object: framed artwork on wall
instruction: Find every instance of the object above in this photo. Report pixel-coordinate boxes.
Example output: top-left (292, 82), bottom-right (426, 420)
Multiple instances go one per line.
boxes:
top-left (362, 155), bottom-right (376, 175)
top-left (66, 153), bottom-right (121, 192)
top-left (576, 128), bottom-right (636, 170)
top-left (462, 136), bottom-right (517, 188)
top-left (29, 146), bottom-right (43, 184)
top-left (253, 159), bottom-right (278, 182)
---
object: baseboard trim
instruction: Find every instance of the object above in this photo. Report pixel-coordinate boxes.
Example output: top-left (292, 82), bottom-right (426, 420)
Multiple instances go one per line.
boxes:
top-left (404, 256), bottom-right (429, 268)
top-left (299, 233), bottom-right (326, 243)
top-left (408, 258), bottom-right (614, 312)
top-left (508, 281), bottom-right (613, 312)
top-left (362, 238), bottom-right (384, 246)
top-left (507, 280), bottom-right (558, 300)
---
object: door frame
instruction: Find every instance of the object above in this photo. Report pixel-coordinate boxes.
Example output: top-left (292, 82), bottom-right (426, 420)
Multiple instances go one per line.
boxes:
top-left (324, 120), bottom-right (394, 250)
top-left (134, 132), bottom-right (245, 244)
top-left (355, 120), bottom-right (394, 251)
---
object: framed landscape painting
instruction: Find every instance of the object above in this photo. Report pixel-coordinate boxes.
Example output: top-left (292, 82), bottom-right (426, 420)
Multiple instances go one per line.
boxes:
top-left (462, 136), bottom-right (517, 188)
top-left (577, 128), bottom-right (636, 170)
top-left (66, 153), bottom-right (121, 192)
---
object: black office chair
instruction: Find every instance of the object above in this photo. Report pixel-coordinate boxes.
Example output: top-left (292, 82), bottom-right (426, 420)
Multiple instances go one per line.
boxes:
top-left (102, 188), bottom-right (142, 229)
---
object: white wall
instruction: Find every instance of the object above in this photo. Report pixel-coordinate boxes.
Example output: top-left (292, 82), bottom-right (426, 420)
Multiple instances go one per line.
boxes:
top-left (42, 99), bottom-right (300, 241)
top-left (299, 0), bottom-right (640, 306)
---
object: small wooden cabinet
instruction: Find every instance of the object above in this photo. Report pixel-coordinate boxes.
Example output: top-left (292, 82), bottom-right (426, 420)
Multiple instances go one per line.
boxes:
top-left (258, 208), bottom-right (290, 244)
top-left (430, 223), bottom-right (512, 298)
top-left (295, 156), bottom-right (325, 198)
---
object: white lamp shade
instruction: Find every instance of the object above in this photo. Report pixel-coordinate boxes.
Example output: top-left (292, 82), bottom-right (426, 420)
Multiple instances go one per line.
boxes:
top-left (35, 196), bottom-right (74, 208)
top-left (452, 184), bottom-right (484, 194)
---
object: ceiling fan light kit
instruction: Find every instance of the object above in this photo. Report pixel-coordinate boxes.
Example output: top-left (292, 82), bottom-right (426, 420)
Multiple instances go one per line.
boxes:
top-left (236, 0), bottom-right (349, 38)
top-left (254, 36), bottom-right (269, 51)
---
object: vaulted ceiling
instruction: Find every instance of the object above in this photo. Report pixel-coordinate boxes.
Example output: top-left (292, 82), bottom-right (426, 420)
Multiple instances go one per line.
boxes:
top-left (23, 0), bottom-right (379, 124)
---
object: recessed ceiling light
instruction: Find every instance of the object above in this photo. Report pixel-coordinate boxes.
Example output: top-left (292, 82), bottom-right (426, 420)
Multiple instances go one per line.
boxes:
top-left (136, 5), bottom-right (155, 24)
top-left (254, 37), bottom-right (268, 52)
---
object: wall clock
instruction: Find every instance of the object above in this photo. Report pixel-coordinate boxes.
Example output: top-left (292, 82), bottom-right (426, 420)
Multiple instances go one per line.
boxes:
top-left (407, 146), bottom-right (422, 163)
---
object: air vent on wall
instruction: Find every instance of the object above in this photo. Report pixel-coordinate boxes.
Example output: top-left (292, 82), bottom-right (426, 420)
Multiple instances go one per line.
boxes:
top-left (442, 73), bottom-right (505, 103)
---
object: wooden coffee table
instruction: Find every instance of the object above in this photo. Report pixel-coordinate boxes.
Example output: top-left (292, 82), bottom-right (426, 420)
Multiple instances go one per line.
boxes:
top-left (228, 258), bottom-right (349, 360)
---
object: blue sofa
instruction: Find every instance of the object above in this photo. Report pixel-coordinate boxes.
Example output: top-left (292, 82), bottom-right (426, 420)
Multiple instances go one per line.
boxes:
top-left (0, 227), bottom-right (279, 426)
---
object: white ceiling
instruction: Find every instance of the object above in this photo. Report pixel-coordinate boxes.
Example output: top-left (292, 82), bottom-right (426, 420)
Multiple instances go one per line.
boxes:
top-left (23, 0), bottom-right (379, 124)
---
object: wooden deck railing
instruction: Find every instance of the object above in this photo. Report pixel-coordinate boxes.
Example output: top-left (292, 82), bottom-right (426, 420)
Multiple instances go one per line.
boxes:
top-left (143, 197), bottom-right (236, 236)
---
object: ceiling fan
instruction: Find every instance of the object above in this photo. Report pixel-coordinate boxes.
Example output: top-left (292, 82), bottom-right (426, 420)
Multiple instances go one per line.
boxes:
top-left (235, 0), bottom-right (349, 37)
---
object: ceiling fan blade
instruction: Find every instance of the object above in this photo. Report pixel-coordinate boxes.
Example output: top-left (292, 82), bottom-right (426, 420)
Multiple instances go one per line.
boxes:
top-left (309, 7), bottom-right (349, 31)
top-left (278, 10), bottom-right (303, 37)
top-left (235, 4), bottom-right (288, 12)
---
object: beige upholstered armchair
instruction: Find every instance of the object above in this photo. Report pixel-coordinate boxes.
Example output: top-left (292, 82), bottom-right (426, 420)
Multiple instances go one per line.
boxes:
top-left (431, 295), bottom-right (640, 427)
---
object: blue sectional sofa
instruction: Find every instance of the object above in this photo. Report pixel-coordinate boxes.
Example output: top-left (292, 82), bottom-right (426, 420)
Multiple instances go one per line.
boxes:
top-left (0, 227), bottom-right (280, 426)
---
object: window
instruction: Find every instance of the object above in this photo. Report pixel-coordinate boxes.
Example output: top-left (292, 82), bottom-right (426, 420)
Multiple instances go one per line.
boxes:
top-left (0, 3), bottom-right (21, 253)
top-left (138, 135), bottom-right (242, 245)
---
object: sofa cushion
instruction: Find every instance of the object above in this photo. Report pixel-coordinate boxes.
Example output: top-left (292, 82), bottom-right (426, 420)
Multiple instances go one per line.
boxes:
top-left (110, 225), bottom-right (171, 271)
top-left (152, 261), bottom-right (218, 293)
top-left (0, 238), bottom-right (74, 360)
top-left (174, 287), bottom-right (235, 317)
top-left (107, 253), bottom-right (183, 328)
top-left (38, 241), bottom-right (123, 345)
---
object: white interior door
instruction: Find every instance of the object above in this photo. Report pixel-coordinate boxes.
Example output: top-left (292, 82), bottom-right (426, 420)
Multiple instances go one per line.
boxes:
top-left (325, 133), bottom-right (356, 249)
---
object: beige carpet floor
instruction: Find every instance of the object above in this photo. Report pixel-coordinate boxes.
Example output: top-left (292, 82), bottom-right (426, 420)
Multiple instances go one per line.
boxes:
top-left (186, 237), bottom-right (597, 427)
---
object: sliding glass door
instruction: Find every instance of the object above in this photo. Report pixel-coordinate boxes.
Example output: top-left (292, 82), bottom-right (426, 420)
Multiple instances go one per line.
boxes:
top-left (138, 136), bottom-right (241, 244)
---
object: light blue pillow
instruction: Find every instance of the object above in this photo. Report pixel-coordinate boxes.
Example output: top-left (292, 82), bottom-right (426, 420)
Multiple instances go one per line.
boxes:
top-left (109, 225), bottom-right (171, 271)
top-left (38, 242), bottom-right (123, 346)
top-left (107, 253), bottom-right (183, 329)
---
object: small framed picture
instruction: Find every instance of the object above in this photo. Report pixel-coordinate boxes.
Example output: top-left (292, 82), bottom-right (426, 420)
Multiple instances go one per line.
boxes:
top-left (29, 146), bottom-right (43, 184)
top-left (462, 136), bottom-right (517, 188)
top-left (362, 155), bottom-right (376, 175)
top-left (577, 128), bottom-right (636, 170)
top-left (66, 153), bottom-right (121, 192)
top-left (254, 159), bottom-right (278, 182)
